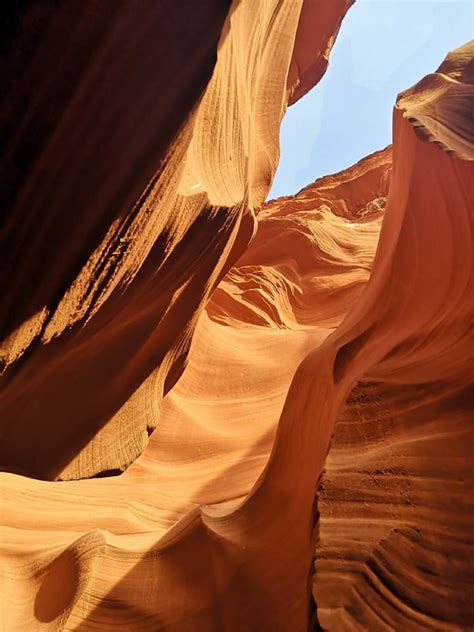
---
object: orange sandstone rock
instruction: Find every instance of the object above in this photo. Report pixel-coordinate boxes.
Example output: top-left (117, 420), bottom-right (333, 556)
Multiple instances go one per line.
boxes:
top-left (1, 0), bottom-right (345, 481)
top-left (0, 2), bottom-right (472, 630)
top-left (0, 143), bottom-right (387, 630)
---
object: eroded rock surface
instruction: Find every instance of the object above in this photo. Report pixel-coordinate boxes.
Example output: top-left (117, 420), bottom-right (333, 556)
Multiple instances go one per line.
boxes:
top-left (1, 0), bottom-right (352, 480)
top-left (0, 1), bottom-right (472, 629)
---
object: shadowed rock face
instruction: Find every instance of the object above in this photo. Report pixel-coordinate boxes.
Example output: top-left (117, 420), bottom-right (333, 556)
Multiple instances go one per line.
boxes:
top-left (313, 45), bottom-right (474, 629)
top-left (0, 1), bottom-right (473, 630)
top-left (1, 0), bottom-right (352, 480)
top-left (0, 0), bottom-right (233, 479)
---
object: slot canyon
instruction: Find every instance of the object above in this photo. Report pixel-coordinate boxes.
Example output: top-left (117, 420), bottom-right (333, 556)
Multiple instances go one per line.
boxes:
top-left (1, 2), bottom-right (473, 630)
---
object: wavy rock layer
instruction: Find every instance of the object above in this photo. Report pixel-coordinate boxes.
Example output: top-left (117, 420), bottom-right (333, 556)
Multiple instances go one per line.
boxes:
top-left (0, 0), bottom-right (356, 628)
top-left (0, 0), bottom-right (352, 480)
top-left (313, 43), bottom-right (474, 630)
top-left (0, 9), bottom-right (472, 632)
top-left (316, 379), bottom-right (473, 631)
top-left (0, 139), bottom-right (389, 630)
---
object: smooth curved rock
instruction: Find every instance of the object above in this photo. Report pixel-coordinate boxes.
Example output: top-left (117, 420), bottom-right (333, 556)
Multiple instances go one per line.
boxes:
top-left (0, 5), bottom-right (472, 631)
top-left (313, 42), bottom-right (474, 630)
top-left (1, 0), bottom-right (346, 480)
top-left (0, 142), bottom-right (387, 630)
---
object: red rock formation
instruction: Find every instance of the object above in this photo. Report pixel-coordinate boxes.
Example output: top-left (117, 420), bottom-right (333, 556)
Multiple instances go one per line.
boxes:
top-left (0, 0), bottom-right (233, 479)
top-left (0, 1), bottom-right (472, 629)
top-left (1, 0), bottom-right (352, 480)
top-left (0, 142), bottom-right (388, 630)
top-left (313, 43), bottom-right (474, 630)
top-left (287, 0), bottom-right (355, 104)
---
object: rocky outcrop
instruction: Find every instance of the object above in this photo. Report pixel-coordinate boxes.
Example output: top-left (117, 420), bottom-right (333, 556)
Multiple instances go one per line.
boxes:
top-left (0, 141), bottom-right (388, 630)
top-left (287, 0), bottom-right (354, 104)
top-left (0, 0), bottom-right (352, 481)
top-left (314, 42), bottom-right (474, 630)
top-left (0, 1), bottom-right (472, 629)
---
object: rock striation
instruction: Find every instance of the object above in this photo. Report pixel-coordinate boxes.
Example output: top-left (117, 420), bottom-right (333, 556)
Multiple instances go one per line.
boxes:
top-left (0, 0), bottom-right (352, 480)
top-left (0, 142), bottom-right (388, 631)
top-left (0, 1), bottom-right (473, 630)
top-left (314, 42), bottom-right (474, 630)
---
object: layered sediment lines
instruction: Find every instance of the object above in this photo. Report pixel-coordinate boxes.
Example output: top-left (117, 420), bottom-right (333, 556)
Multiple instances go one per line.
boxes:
top-left (1, 0), bottom-right (357, 629)
top-left (0, 0), bottom-right (352, 480)
top-left (316, 379), bottom-right (473, 630)
top-left (0, 144), bottom-right (387, 630)
top-left (0, 4), bottom-right (472, 631)
top-left (313, 43), bottom-right (474, 630)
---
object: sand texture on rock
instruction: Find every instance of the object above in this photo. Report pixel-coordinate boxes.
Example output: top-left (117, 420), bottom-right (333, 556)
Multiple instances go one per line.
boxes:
top-left (0, 144), bottom-right (388, 631)
top-left (1, 2), bottom-right (473, 630)
top-left (1, 0), bottom-right (351, 480)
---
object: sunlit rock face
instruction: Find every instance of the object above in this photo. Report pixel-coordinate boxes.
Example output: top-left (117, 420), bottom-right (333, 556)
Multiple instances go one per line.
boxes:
top-left (0, 0), bottom-right (472, 629)
top-left (0, 142), bottom-right (388, 631)
top-left (314, 42), bottom-right (474, 631)
top-left (0, 0), bottom-right (352, 481)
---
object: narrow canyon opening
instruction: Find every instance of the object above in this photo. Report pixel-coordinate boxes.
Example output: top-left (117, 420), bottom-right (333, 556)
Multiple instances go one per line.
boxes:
top-left (1, 2), bottom-right (472, 630)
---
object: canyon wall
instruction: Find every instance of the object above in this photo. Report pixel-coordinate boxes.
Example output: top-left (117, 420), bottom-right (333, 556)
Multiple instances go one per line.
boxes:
top-left (0, 1), bottom-right (472, 630)
top-left (0, 0), bottom-right (352, 480)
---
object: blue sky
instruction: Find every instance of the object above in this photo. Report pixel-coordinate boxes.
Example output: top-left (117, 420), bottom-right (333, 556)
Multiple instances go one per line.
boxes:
top-left (269, 0), bottom-right (473, 199)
